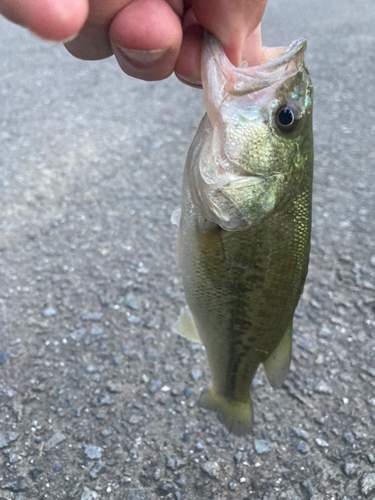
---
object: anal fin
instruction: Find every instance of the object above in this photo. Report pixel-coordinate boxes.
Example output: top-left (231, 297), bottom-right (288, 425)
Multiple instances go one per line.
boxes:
top-left (263, 322), bottom-right (293, 388)
top-left (172, 306), bottom-right (201, 344)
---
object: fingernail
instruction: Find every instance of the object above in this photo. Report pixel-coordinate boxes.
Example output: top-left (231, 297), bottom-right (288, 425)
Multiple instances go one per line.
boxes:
top-left (116, 47), bottom-right (168, 67)
top-left (175, 72), bottom-right (202, 89)
top-left (29, 30), bottom-right (79, 44)
top-left (61, 33), bottom-right (79, 44)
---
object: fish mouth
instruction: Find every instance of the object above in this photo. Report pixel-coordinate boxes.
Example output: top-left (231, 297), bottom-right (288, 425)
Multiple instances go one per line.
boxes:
top-left (202, 34), bottom-right (307, 97)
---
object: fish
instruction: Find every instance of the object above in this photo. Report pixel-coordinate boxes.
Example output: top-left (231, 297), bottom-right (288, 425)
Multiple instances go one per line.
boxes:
top-left (172, 34), bottom-right (313, 436)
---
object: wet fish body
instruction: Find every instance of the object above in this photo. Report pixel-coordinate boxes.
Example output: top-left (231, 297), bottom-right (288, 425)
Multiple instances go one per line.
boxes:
top-left (174, 36), bottom-right (313, 436)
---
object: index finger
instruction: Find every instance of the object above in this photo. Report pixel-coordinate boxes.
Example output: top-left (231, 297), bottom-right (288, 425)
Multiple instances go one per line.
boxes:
top-left (0, 0), bottom-right (88, 41)
top-left (192, 0), bottom-right (267, 66)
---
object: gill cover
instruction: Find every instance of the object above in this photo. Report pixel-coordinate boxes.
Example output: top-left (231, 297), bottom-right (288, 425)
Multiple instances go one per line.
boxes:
top-left (187, 34), bottom-right (310, 231)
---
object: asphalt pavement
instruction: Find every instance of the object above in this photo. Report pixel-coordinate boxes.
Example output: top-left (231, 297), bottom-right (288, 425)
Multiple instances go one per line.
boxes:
top-left (0, 0), bottom-right (374, 499)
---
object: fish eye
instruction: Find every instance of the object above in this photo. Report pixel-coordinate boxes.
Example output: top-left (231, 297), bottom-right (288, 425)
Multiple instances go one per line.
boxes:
top-left (275, 104), bottom-right (300, 133)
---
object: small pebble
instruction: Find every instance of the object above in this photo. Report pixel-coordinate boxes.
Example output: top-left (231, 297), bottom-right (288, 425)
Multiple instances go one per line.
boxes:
top-left (1, 478), bottom-right (27, 492)
top-left (70, 328), bottom-right (86, 341)
top-left (229, 482), bottom-right (236, 491)
top-left (184, 388), bottom-right (194, 398)
top-left (7, 432), bottom-right (19, 443)
top-left (182, 432), bottom-right (191, 442)
top-left (344, 432), bottom-right (355, 444)
top-left (89, 461), bottom-right (104, 479)
top-left (42, 307), bottom-right (56, 318)
top-left (195, 442), bottom-right (203, 452)
top-left (29, 468), bottom-right (43, 481)
top-left (128, 415), bottom-right (141, 425)
top-left (190, 369), bottom-right (201, 381)
top-left (251, 378), bottom-right (263, 389)
top-left (368, 453), bottom-right (375, 464)
top-left (0, 433), bottom-right (15, 449)
top-left (53, 463), bottom-right (62, 472)
top-left (0, 434), bottom-right (8, 448)
top-left (343, 463), bottom-right (358, 477)
top-left (81, 487), bottom-right (98, 500)
top-left (158, 483), bottom-right (173, 493)
top-left (149, 380), bottom-right (162, 393)
top-left (127, 315), bottom-right (141, 324)
top-left (100, 395), bottom-right (113, 405)
top-left (125, 292), bottom-right (139, 310)
top-left (315, 438), bottom-right (329, 448)
top-left (9, 454), bottom-right (21, 464)
top-left (106, 384), bottom-right (120, 393)
top-left (300, 480), bottom-right (315, 500)
top-left (175, 474), bottom-right (186, 486)
top-left (360, 473), bottom-right (375, 496)
top-left (176, 460), bottom-right (187, 469)
top-left (254, 439), bottom-right (272, 454)
top-left (314, 381), bottom-right (333, 395)
top-left (44, 432), bottom-right (66, 452)
top-left (153, 469), bottom-right (161, 480)
top-left (201, 461), bottom-right (220, 478)
top-left (145, 348), bottom-right (158, 360)
top-left (292, 427), bottom-right (309, 441)
top-left (0, 352), bottom-right (8, 364)
top-left (81, 313), bottom-right (103, 321)
top-left (167, 458), bottom-right (176, 469)
top-left (91, 326), bottom-right (103, 336)
top-left (84, 446), bottom-right (102, 460)
top-left (297, 442), bottom-right (309, 454)
top-left (318, 326), bottom-right (332, 338)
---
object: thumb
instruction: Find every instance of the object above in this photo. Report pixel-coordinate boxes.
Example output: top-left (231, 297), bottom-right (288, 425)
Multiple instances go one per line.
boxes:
top-left (192, 0), bottom-right (267, 66)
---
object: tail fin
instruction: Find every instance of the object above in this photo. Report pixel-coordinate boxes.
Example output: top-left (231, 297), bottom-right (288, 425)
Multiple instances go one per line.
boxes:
top-left (198, 388), bottom-right (253, 436)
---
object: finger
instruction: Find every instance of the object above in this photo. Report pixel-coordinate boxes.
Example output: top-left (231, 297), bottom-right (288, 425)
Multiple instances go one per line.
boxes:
top-left (192, 0), bottom-right (267, 66)
top-left (174, 9), bottom-right (204, 87)
top-left (64, 0), bottom-right (130, 60)
top-left (110, 0), bottom-right (183, 80)
top-left (0, 0), bottom-right (88, 41)
top-left (242, 24), bottom-right (265, 67)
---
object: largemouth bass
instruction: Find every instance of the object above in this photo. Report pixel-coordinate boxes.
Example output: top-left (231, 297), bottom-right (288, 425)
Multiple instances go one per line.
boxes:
top-left (173, 35), bottom-right (313, 436)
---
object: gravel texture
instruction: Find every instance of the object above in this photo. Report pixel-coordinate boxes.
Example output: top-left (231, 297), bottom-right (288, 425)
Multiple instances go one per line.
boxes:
top-left (0, 0), bottom-right (374, 498)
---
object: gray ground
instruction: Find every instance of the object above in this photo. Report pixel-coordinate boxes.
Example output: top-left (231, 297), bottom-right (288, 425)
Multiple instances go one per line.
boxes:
top-left (0, 0), bottom-right (374, 498)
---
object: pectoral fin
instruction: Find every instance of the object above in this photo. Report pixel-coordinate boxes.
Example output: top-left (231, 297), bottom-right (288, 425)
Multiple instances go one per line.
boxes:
top-left (263, 322), bottom-right (293, 388)
top-left (171, 208), bottom-right (182, 265)
top-left (170, 208), bottom-right (181, 227)
top-left (172, 306), bottom-right (201, 344)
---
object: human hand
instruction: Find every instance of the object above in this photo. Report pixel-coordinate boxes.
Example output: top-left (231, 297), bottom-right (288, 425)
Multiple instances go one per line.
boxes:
top-left (0, 0), bottom-right (267, 86)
